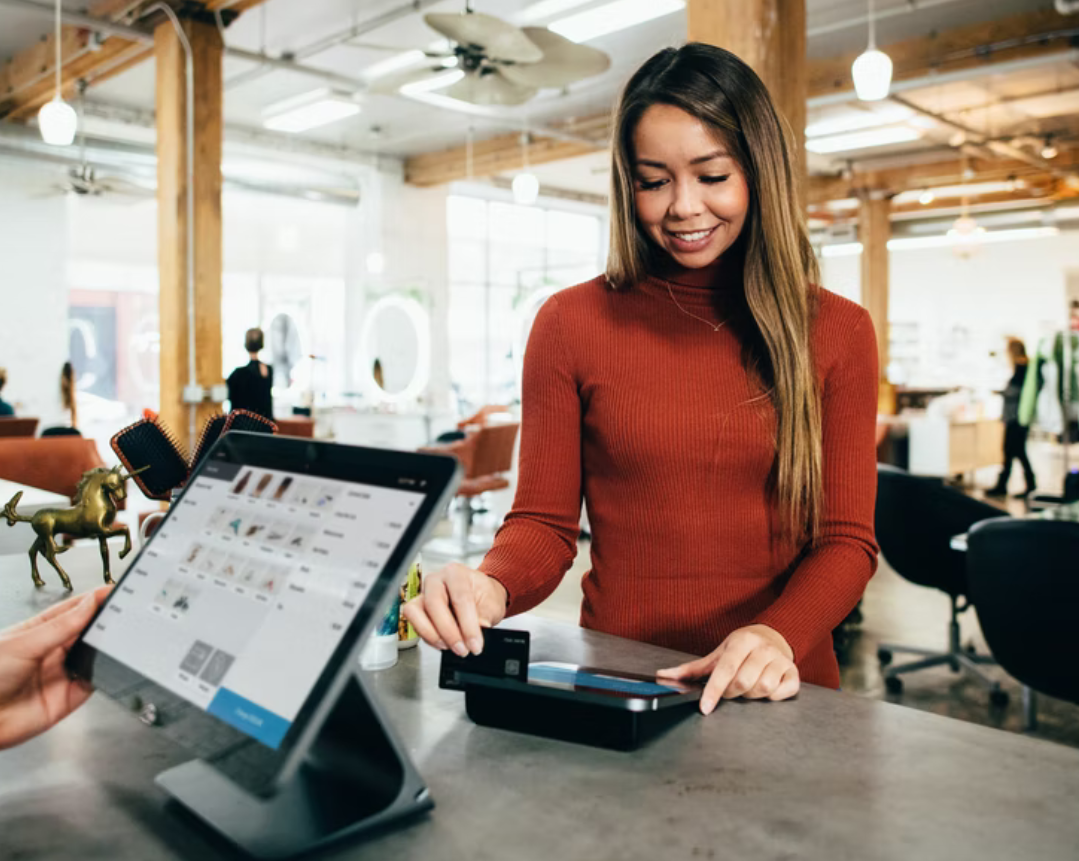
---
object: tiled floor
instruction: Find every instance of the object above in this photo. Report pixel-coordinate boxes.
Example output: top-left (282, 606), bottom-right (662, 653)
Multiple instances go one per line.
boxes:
top-left (424, 436), bottom-right (1079, 750)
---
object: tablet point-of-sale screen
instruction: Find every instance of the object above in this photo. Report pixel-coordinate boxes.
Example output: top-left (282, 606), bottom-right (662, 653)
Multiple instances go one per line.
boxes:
top-left (83, 459), bottom-right (425, 748)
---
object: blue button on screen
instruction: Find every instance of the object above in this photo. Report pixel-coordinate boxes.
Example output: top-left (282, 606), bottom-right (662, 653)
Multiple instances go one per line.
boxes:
top-left (207, 688), bottom-right (291, 749)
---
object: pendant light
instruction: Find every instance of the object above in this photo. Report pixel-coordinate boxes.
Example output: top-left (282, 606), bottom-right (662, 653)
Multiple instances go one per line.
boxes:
top-left (38, 0), bottom-right (77, 146)
top-left (512, 130), bottom-right (540, 206)
top-left (852, 0), bottom-right (893, 102)
top-left (947, 162), bottom-right (985, 258)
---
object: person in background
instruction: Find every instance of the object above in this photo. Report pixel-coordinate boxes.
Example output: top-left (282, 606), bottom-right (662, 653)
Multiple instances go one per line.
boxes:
top-left (987, 337), bottom-right (1036, 498)
top-left (404, 43), bottom-right (879, 712)
top-left (0, 368), bottom-right (14, 417)
top-left (60, 362), bottom-right (77, 430)
top-left (0, 586), bottom-right (111, 750)
top-left (226, 328), bottom-right (274, 421)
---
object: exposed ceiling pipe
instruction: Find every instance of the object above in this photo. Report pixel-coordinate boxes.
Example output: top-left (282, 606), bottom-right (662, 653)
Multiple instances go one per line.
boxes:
top-left (223, 0), bottom-right (446, 91)
top-left (888, 94), bottom-right (1069, 177)
top-left (0, 0), bottom-right (369, 97)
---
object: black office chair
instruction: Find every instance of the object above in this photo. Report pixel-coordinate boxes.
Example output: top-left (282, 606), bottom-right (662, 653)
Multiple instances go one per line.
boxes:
top-left (967, 518), bottom-right (1079, 729)
top-left (875, 464), bottom-right (1010, 703)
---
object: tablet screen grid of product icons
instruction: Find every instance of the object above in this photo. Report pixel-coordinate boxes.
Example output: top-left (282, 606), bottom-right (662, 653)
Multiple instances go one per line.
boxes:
top-left (179, 542), bottom-right (291, 601)
top-left (229, 471), bottom-right (339, 515)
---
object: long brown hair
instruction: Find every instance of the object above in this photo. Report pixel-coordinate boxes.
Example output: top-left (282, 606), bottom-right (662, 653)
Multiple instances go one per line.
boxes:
top-left (60, 361), bottom-right (78, 428)
top-left (607, 43), bottom-right (823, 542)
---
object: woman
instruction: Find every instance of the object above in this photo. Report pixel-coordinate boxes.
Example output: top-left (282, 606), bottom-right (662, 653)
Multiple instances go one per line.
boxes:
top-left (60, 361), bottom-right (77, 430)
top-left (226, 328), bottom-right (274, 421)
top-left (404, 44), bottom-right (879, 711)
top-left (986, 338), bottom-right (1035, 498)
top-left (0, 368), bottom-right (14, 417)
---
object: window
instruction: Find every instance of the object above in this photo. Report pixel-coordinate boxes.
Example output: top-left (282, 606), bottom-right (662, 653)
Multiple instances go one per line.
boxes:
top-left (447, 194), bottom-right (604, 409)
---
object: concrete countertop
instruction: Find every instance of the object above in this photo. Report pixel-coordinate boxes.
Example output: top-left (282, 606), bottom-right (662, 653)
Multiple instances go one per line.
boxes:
top-left (0, 543), bottom-right (1077, 861)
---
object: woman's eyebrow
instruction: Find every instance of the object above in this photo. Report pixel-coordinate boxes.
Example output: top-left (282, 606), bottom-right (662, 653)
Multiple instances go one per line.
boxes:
top-left (634, 149), bottom-right (731, 168)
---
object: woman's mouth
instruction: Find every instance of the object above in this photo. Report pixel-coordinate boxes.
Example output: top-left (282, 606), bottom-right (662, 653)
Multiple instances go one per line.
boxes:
top-left (665, 225), bottom-right (719, 253)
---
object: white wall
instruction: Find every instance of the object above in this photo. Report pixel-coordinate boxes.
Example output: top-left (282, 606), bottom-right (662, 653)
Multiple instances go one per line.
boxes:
top-left (0, 163), bottom-right (70, 424)
top-left (820, 229), bottom-right (1079, 388)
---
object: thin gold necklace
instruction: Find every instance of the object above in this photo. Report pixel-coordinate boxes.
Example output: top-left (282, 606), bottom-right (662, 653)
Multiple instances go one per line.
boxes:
top-left (662, 279), bottom-right (727, 332)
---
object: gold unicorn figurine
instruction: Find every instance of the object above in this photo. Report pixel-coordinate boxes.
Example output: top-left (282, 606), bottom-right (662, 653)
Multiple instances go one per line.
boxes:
top-left (2, 464), bottom-right (148, 591)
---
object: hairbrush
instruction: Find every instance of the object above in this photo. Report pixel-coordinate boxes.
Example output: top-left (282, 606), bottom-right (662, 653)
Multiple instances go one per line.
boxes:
top-left (110, 419), bottom-right (190, 501)
top-left (190, 413), bottom-right (227, 472)
top-left (222, 409), bottom-right (278, 436)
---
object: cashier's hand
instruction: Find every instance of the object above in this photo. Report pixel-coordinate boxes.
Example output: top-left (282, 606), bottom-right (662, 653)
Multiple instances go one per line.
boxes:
top-left (401, 563), bottom-right (508, 657)
top-left (0, 586), bottom-right (110, 750)
top-left (656, 624), bottom-right (799, 715)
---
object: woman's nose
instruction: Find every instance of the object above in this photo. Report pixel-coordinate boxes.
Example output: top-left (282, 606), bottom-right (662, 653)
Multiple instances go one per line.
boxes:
top-left (668, 179), bottom-right (704, 220)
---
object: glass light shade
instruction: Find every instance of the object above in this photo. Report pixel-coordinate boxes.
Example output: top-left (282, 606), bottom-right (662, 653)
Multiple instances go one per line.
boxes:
top-left (947, 215), bottom-right (986, 258)
top-left (512, 172), bottom-right (540, 206)
top-left (38, 96), bottom-right (77, 146)
top-left (852, 48), bottom-right (893, 101)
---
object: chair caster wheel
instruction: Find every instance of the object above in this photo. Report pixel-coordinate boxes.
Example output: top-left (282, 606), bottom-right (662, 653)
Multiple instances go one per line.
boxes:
top-left (877, 648), bottom-right (893, 666)
top-left (884, 675), bottom-right (903, 695)
top-left (990, 689), bottom-right (1010, 708)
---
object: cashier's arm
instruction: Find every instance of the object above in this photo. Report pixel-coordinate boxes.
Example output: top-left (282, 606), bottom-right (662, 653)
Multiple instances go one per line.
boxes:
top-left (401, 562), bottom-right (507, 658)
top-left (0, 586), bottom-right (110, 750)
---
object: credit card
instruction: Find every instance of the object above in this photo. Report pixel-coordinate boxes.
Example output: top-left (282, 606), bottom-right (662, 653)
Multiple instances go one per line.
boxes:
top-left (438, 627), bottom-right (530, 691)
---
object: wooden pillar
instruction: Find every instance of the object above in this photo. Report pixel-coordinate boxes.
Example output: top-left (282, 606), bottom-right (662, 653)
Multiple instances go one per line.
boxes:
top-left (860, 194), bottom-right (891, 377)
top-left (155, 18), bottom-right (223, 453)
top-left (686, 0), bottom-right (807, 197)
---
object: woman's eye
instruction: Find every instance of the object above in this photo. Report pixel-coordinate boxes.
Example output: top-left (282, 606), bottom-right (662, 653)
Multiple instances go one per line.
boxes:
top-left (700, 175), bottom-right (731, 184)
top-left (637, 178), bottom-right (667, 190)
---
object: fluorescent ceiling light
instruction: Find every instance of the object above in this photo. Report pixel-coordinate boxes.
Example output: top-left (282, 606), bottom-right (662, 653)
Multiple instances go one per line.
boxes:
top-left (518, 0), bottom-right (595, 23)
top-left (806, 125), bottom-right (920, 154)
top-left (262, 89), bottom-right (361, 133)
top-left (892, 180), bottom-right (1022, 205)
top-left (362, 49), bottom-right (425, 81)
top-left (806, 105), bottom-right (912, 138)
top-left (400, 69), bottom-right (464, 95)
top-left (819, 226), bottom-right (1060, 257)
top-left (549, 0), bottom-right (684, 43)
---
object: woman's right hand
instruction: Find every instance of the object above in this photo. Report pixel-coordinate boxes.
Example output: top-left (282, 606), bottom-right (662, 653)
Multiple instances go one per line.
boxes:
top-left (401, 563), bottom-right (508, 656)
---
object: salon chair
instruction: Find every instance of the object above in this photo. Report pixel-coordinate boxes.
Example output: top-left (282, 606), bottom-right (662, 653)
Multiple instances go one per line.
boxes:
top-left (967, 518), bottom-right (1079, 730)
top-left (875, 464), bottom-right (1009, 704)
top-left (421, 421), bottom-right (519, 559)
top-left (0, 417), bottom-right (39, 438)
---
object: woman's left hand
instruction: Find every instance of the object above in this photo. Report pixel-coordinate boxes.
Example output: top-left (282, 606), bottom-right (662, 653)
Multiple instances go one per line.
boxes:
top-left (656, 624), bottom-right (799, 714)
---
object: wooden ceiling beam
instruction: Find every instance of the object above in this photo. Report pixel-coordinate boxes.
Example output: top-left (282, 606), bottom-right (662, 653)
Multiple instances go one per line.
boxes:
top-left (0, 0), bottom-right (267, 122)
top-left (405, 6), bottom-right (1079, 187)
top-left (807, 149), bottom-right (1079, 205)
top-left (809, 6), bottom-right (1079, 102)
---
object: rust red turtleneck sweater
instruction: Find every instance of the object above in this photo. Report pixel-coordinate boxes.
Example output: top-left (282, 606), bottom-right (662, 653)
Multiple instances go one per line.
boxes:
top-left (478, 263), bottom-right (880, 689)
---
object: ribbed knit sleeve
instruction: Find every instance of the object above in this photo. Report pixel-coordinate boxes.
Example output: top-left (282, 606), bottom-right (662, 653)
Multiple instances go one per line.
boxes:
top-left (751, 308), bottom-right (881, 662)
top-left (478, 295), bottom-right (582, 614)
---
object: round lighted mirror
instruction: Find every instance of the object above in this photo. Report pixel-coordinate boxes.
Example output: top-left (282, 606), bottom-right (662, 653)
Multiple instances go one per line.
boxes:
top-left (357, 295), bottom-right (430, 405)
top-left (268, 313), bottom-right (304, 389)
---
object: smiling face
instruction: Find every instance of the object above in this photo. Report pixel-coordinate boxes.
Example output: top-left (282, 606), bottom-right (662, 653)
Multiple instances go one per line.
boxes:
top-left (631, 104), bottom-right (750, 269)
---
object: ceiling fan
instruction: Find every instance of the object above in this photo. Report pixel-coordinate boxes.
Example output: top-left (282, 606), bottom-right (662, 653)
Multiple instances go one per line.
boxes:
top-left (369, 2), bottom-right (611, 106)
top-left (41, 86), bottom-right (155, 201)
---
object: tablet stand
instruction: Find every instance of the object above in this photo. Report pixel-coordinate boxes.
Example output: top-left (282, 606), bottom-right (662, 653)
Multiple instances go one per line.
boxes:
top-left (155, 671), bottom-right (432, 860)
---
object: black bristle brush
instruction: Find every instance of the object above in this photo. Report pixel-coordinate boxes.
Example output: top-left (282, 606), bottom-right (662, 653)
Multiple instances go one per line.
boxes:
top-left (111, 419), bottom-right (190, 501)
top-left (223, 409), bottom-right (278, 436)
top-left (190, 413), bottom-right (228, 472)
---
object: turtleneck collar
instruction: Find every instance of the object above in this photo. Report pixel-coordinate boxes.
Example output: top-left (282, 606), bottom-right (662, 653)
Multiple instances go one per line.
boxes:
top-left (642, 253), bottom-right (741, 309)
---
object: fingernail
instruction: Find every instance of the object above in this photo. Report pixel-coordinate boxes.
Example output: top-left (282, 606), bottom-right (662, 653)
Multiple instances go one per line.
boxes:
top-left (452, 641), bottom-right (468, 657)
top-left (468, 637), bottom-right (483, 655)
top-left (434, 639), bottom-right (447, 650)
top-left (700, 698), bottom-right (715, 715)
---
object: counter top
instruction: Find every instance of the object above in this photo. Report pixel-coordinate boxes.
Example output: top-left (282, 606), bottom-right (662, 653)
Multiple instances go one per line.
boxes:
top-left (1, 544), bottom-right (1077, 861)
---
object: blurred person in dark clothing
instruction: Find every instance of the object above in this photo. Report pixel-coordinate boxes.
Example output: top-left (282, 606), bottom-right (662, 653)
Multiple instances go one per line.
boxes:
top-left (226, 328), bottom-right (273, 420)
top-left (987, 337), bottom-right (1035, 498)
